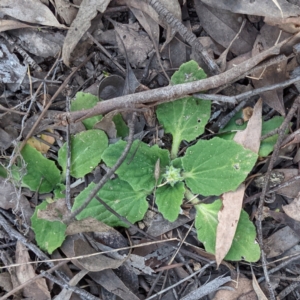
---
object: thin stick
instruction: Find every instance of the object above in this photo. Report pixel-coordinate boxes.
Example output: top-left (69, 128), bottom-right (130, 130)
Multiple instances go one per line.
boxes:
top-left (60, 38), bottom-right (287, 124)
top-left (9, 52), bottom-right (95, 166)
top-left (256, 96), bottom-right (300, 300)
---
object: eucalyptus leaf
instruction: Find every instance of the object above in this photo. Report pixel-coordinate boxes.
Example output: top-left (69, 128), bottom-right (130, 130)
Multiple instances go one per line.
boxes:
top-left (195, 200), bottom-right (260, 262)
top-left (182, 137), bottom-right (257, 196)
top-left (102, 140), bottom-right (170, 192)
top-left (58, 129), bottom-right (108, 179)
top-left (156, 182), bottom-right (185, 222)
top-left (71, 92), bottom-right (102, 130)
top-left (31, 201), bottom-right (66, 254)
top-left (72, 179), bottom-right (148, 227)
top-left (21, 144), bottom-right (61, 193)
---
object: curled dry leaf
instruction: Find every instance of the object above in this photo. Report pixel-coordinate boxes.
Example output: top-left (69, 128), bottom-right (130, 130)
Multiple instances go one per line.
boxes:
top-left (215, 99), bottom-right (262, 267)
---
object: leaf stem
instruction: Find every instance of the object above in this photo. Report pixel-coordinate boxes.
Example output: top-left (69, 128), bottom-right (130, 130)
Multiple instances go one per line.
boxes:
top-left (184, 188), bottom-right (199, 205)
top-left (171, 135), bottom-right (181, 159)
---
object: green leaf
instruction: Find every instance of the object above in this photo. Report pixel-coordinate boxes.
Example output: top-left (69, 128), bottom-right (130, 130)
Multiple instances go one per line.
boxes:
top-left (220, 112), bottom-right (284, 157)
top-left (156, 97), bottom-right (211, 158)
top-left (171, 60), bottom-right (207, 85)
top-left (156, 182), bottom-right (185, 222)
top-left (102, 140), bottom-right (170, 192)
top-left (58, 130), bottom-right (108, 179)
top-left (31, 201), bottom-right (66, 254)
top-left (157, 60), bottom-right (210, 158)
top-left (72, 179), bottom-right (148, 227)
top-left (195, 200), bottom-right (260, 262)
top-left (182, 137), bottom-right (257, 196)
top-left (0, 164), bottom-right (7, 178)
top-left (71, 92), bottom-right (102, 130)
top-left (113, 114), bottom-right (129, 138)
top-left (21, 144), bottom-right (61, 193)
top-left (260, 116), bottom-right (285, 157)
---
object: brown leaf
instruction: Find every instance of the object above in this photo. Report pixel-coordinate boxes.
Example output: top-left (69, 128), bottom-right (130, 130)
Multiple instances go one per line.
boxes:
top-left (264, 225), bottom-right (300, 258)
top-left (273, 168), bottom-right (300, 198)
top-left (216, 184), bottom-right (246, 267)
top-left (201, 0), bottom-right (300, 20)
top-left (234, 98), bottom-right (262, 153)
top-left (0, 20), bottom-right (33, 32)
top-left (0, 0), bottom-right (65, 28)
top-left (16, 242), bottom-right (51, 300)
top-left (251, 25), bottom-right (291, 115)
top-left (27, 131), bottom-right (55, 154)
top-left (283, 192), bottom-right (300, 221)
top-left (60, 235), bottom-right (124, 272)
top-left (252, 269), bottom-right (268, 300)
top-left (37, 198), bottom-right (67, 222)
top-left (213, 276), bottom-right (256, 300)
top-left (216, 99), bottom-right (261, 266)
top-left (195, 2), bottom-right (258, 56)
top-left (62, 0), bottom-right (111, 66)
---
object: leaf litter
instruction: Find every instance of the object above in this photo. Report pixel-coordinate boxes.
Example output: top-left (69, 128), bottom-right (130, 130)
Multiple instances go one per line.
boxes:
top-left (1, 0), bottom-right (300, 299)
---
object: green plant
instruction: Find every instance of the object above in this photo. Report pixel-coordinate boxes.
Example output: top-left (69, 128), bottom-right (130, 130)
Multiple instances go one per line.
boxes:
top-left (7, 61), bottom-right (286, 260)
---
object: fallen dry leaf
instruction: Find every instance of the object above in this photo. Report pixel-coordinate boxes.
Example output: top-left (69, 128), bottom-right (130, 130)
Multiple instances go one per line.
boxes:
top-left (0, 0), bottom-right (65, 28)
top-left (27, 132), bottom-right (55, 154)
top-left (16, 241), bottom-right (51, 300)
top-left (283, 192), bottom-right (300, 221)
top-left (215, 99), bottom-right (262, 267)
top-left (252, 268), bottom-right (268, 300)
top-left (201, 0), bottom-right (300, 20)
top-left (213, 276), bottom-right (256, 300)
top-left (273, 168), bottom-right (300, 198)
top-left (264, 226), bottom-right (300, 258)
top-left (0, 19), bottom-right (34, 32)
top-left (62, 0), bottom-right (111, 66)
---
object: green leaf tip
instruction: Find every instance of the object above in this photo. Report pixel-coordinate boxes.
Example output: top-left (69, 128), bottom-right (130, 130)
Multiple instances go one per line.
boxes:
top-left (171, 60), bottom-right (207, 85)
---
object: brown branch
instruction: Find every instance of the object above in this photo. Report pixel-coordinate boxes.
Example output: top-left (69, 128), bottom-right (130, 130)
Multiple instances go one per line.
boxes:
top-left (58, 38), bottom-right (287, 124)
